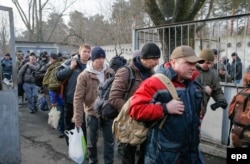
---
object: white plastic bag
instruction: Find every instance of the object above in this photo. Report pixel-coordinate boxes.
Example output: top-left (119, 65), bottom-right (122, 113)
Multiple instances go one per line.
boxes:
top-left (65, 127), bottom-right (86, 164)
top-left (48, 106), bottom-right (60, 129)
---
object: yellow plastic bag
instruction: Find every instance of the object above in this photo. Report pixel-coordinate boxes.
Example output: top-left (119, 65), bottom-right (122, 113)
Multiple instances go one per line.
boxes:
top-left (48, 106), bottom-right (60, 129)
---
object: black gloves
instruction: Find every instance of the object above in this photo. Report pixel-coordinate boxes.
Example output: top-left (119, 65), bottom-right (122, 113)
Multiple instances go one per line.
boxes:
top-left (210, 100), bottom-right (228, 110)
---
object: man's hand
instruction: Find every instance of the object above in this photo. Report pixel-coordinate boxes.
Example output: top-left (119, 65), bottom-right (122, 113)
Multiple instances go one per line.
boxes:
top-left (70, 60), bottom-right (77, 70)
top-left (166, 99), bottom-right (185, 115)
top-left (72, 117), bottom-right (82, 128)
top-left (51, 103), bottom-right (57, 107)
top-left (205, 85), bottom-right (212, 96)
top-left (75, 121), bottom-right (82, 128)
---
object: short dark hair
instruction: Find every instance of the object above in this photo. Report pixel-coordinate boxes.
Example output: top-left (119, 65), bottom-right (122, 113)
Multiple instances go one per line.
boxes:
top-left (50, 53), bottom-right (58, 60)
top-left (212, 49), bottom-right (218, 55)
top-left (231, 52), bottom-right (237, 56)
top-left (29, 52), bottom-right (36, 57)
top-left (5, 53), bottom-right (10, 56)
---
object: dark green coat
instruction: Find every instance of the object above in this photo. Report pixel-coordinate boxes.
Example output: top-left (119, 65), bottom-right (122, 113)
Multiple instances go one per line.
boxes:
top-left (195, 65), bottom-right (226, 115)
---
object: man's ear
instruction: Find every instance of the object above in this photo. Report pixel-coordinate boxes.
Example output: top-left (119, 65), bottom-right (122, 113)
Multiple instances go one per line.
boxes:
top-left (170, 59), bottom-right (175, 68)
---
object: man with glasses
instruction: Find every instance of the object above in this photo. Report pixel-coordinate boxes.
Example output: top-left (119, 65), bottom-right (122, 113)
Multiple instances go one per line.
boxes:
top-left (193, 48), bottom-right (227, 120)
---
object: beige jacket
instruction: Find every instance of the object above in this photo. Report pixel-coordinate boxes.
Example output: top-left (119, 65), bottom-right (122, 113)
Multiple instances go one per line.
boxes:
top-left (73, 61), bottom-right (114, 125)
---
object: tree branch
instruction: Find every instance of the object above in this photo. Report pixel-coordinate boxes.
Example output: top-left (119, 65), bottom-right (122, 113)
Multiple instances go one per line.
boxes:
top-left (144, 0), bottom-right (166, 26)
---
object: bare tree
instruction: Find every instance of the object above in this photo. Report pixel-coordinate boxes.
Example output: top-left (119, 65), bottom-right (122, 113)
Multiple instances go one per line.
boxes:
top-left (44, 12), bottom-right (68, 42)
top-left (0, 15), bottom-right (10, 55)
top-left (12, 0), bottom-right (76, 41)
top-left (66, 11), bottom-right (88, 46)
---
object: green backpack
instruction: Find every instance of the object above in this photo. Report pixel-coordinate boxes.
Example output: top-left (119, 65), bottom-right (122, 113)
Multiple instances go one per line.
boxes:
top-left (42, 58), bottom-right (65, 91)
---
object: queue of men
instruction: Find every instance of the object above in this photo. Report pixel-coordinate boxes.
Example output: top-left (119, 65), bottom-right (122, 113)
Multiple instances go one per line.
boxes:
top-left (2, 44), bottom-right (249, 163)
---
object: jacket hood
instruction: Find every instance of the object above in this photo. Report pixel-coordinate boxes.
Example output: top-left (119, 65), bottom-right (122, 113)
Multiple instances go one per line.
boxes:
top-left (85, 60), bottom-right (108, 75)
top-left (234, 56), bottom-right (241, 62)
top-left (61, 54), bottom-right (81, 67)
top-left (156, 62), bottom-right (177, 81)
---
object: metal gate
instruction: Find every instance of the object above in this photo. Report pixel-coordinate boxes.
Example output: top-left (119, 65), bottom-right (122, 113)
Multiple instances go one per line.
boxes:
top-left (0, 5), bottom-right (20, 163)
top-left (133, 14), bottom-right (250, 148)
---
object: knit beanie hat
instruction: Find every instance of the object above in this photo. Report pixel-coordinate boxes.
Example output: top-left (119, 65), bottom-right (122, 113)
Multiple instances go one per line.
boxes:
top-left (140, 43), bottom-right (161, 59)
top-left (199, 49), bottom-right (214, 62)
top-left (91, 47), bottom-right (106, 61)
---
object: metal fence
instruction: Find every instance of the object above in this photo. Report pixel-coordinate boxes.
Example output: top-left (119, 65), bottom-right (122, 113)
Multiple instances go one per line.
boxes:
top-left (133, 13), bottom-right (250, 84)
top-left (133, 14), bottom-right (250, 146)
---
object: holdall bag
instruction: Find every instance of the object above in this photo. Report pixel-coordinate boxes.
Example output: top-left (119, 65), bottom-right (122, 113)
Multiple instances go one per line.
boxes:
top-left (112, 73), bottom-right (179, 145)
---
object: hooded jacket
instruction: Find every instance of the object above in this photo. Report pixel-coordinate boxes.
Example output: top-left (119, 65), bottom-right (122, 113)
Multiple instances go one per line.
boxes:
top-left (56, 54), bottom-right (87, 104)
top-left (230, 56), bottom-right (242, 81)
top-left (129, 62), bottom-right (203, 164)
top-left (73, 61), bottom-right (114, 125)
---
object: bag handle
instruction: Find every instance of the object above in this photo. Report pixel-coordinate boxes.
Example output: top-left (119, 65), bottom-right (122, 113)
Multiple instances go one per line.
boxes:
top-left (153, 73), bottom-right (179, 129)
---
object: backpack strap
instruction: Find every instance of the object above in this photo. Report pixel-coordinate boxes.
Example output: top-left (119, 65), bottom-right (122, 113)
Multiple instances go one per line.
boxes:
top-left (153, 73), bottom-right (179, 129)
top-left (153, 73), bottom-right (179, 100)
top-left (123, 65), bottom-right (135, 100)
top-left (102, 77), bottom-right (115, 99)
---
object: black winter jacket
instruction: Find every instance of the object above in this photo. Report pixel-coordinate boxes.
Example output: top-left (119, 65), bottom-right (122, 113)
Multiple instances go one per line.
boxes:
top-left (56, 55), bottom-right (87, 104)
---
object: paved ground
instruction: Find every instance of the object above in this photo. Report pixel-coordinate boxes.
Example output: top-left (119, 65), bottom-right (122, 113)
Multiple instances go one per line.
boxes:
top-left (19, 101), bottom-right (227, 164)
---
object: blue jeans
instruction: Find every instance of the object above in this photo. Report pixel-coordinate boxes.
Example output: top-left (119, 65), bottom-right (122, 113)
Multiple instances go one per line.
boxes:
top-left (198, 148), bottom-right (204, 164)
top-left (57, 104), bottom-right (65, 134)
top-left (39, 96), bottom-right (49, 111)
top-left (23, 82), bottom-right (38, 111)
top-left (86, 115), bottom-right (114, 164)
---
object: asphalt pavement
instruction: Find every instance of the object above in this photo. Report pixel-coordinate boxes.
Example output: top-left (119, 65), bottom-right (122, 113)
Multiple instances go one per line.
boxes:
top-left (19, 100), bottom-right (227, 164)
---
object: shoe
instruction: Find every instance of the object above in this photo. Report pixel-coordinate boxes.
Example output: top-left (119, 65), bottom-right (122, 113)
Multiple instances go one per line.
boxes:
top-left (58, 133), bottom-right (64, 138)
top-left (30, 110), bottom-right (34, 114)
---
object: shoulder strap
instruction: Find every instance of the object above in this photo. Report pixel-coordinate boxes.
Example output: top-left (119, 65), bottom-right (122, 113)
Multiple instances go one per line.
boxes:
top-left (153, 73), bottom-right (179, 100)
top-left (123, 65), bottom-right (135, 100)
top-left (102, 77), bottom-right (115, 99)
top-left (152, 73), bottom-right (179, 129)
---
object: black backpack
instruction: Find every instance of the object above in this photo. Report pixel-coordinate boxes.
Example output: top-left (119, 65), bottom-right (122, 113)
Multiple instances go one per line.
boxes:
top-left (94, 65), bottom-right (135, 119)
top-left (109, 56), bottom-right (127, 72)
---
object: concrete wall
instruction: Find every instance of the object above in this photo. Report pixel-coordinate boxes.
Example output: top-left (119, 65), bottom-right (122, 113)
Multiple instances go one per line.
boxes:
top-left (0, 91), bottom-right (20, 163)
